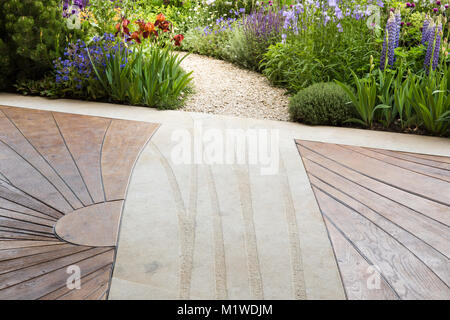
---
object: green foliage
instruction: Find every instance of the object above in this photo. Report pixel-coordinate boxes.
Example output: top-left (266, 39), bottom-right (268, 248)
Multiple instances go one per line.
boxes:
top-left (400, 11), bottom-right (425, 47)
top-left (182, 26), bottom-right (231, 59)
top-left (225, 26), bottom-right (261, 70)
top-left (0, 0), bottom-right (83, 89)
top-left (289, 82), bottom-right (355, 126)
top-left (409, 67), bottom-right (450, 136)
top-left (392, 69), bottom-right (416, 129)
top-left (262, 18), bottom-right (378, 93)
top-left (261, 41), bottom-right (320, 92)
top-left (89, 45), bottom-right (193, 109)
top-left (14, 76), bottom-right (60, 97)
top-left (336, 65), bottom-right (391, 128)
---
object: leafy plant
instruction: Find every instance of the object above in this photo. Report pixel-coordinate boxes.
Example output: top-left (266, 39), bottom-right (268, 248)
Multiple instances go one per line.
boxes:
top-left (393, 69), bottom-right (416, 129)
top-left (89, 44), bottom-right (193, 109)
top-left (336, 60), bottom-right (391, 128)
top-left (409, 67), bottom-right (449, 136)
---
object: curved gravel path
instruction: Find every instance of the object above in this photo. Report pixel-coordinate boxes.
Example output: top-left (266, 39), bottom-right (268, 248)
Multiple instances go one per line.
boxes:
top-left (179, 53), bottom-right (290, 121)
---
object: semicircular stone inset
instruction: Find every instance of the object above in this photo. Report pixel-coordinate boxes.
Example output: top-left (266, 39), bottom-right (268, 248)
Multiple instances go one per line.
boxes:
top-left (55, 201), bottom-right (124, 247)
top-left (0, 105), bottom-right (158, 300)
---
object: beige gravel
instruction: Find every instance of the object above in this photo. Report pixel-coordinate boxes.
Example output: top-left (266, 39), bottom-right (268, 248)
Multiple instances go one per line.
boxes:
top-left (179, 53), bottom-right (290, 121)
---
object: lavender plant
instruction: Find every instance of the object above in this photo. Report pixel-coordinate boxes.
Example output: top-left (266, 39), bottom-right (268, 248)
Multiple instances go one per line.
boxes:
top-left (237, 6), bottom-right (284, 70)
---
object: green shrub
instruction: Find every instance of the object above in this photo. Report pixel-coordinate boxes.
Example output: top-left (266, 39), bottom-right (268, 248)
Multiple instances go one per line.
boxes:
top-left (289, 82), bottom-right (355, 126)
top-left (0, 0), bottom-right (82, 90)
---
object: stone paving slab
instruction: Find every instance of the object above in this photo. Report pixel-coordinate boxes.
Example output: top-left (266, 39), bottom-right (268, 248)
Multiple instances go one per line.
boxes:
top-left (0, 93), bottom-right (448, 300)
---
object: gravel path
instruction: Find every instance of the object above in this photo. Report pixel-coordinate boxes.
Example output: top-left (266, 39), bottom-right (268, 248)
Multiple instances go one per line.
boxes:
top-left (179, 53), bottom-right (290, 121)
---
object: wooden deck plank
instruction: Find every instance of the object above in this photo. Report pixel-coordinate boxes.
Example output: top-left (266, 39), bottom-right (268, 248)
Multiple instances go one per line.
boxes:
top-left (0, 142), bottom-right (72, 214)
top-left (303, 158), bottom-right (450, 258)
top-left (370, 148), bottom-right (450, 171)
top-left (0, 247), bottom-right (110, 290)
top-left (0, 249), bottom-right (114, 300)
top-left (0, 106), bottom-right (159, 299)
top-left (0, 243), bottom-right (69, 262)
top-left (101, 119), bottom-right (158, 201)
top-left (314, 187), bottom-right (450, 300)
top-left (397, 151), bottom-right (450, 165)
top-left (0, 233), bottom-right (54, 242)
top-left (298, 140), bottom-right (450, 205)
top-left (57, 267), bottom-right (111, 300)
top-left (0, 216), bottom-right (54, 235)
top-left (0, 244), bottom-right (90, 275)
top-left (0, 110), bottom-right (82, 210)
top-left (310, 174), bottom-right (450, 285)
top-left (0, 241), bottom-right (62, 250)
top-left (348, 146), bottom-right (450, 182)
top-left (1, 107), bottom-right (93, 206)
top-left (53, 112), bottom-right (111, 204)
top-left (297, 144), bottom-right (450, 226)
top-left (323, 216), bottom-right (399, 300)
top-left (39, 264), bottom-right (112, 300)
top-left (0, 200), bottom-right (57, 223)
top-left (0, 172), bottom-right (64, 220)
top-left (0, 208), bottom-right (55, 228)
top-left (296, 139), bottom-right (450, 300)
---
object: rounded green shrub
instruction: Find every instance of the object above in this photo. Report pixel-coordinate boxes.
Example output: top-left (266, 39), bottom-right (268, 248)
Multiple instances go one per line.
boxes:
top-left (289, 82), bottom-right (355, 126)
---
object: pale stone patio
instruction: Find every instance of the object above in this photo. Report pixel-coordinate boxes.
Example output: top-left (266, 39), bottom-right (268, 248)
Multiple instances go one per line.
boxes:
top-left (0, 93), bottom-right (448, 300)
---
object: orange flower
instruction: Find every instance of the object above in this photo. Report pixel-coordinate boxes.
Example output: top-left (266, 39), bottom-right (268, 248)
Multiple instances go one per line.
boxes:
top-left (115, 17), bottom-right (130, 37)
top-left (144, 22), bottom-right (158, 38)
top-left (128, 31), bottom-right (142, 44)
top-left (155, 13), bottom-right (166, 24)
top-left (135, 19), bottom-right (146, 32)
top-left (155, 13), bottom-right (171, 32)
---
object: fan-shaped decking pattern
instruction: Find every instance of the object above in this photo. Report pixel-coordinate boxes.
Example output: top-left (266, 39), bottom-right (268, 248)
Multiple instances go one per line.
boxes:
top-left (0, 106), bottom-right (158, 300)
top-left (296, 140), bottom-right (450, 300)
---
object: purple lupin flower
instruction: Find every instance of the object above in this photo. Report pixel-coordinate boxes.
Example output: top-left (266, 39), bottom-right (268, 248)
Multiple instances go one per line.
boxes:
top-left (432, 23), bottom-right (442, 70)
top-left (394, 9), bottom-right (401, 49)
top-left (380, 12), bottom-right (397, 70)
top-left (421, 15), bottom-right (430, 45)
top-left (423, 19), bottom-right (435, 45)
top-left (424, 19), bottom-right (442, 72)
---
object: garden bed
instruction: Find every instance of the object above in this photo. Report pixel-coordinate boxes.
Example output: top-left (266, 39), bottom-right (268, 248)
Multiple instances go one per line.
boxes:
top-left (0, 0), bottom-right (448, 136)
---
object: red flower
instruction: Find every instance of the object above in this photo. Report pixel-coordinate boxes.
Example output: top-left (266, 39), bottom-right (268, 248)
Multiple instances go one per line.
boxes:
top-left (155, 13), bottom-right (166, 25)
top-left (155, 13), bottom-right (171, 32)
top-left (172, 34), bottom-right (184, 46)
top-left (115, 17), bottom-right (130, 37)
top-left (144, 22), bottom-right (158, 38)
top-left (128, 31), bottom-right (142, 44)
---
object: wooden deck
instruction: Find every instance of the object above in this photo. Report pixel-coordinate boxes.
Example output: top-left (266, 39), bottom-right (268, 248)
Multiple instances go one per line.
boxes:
top-left (0, 106), bottom-right (158, 300)
top-left (296, 139), bottom-right (450, 300)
